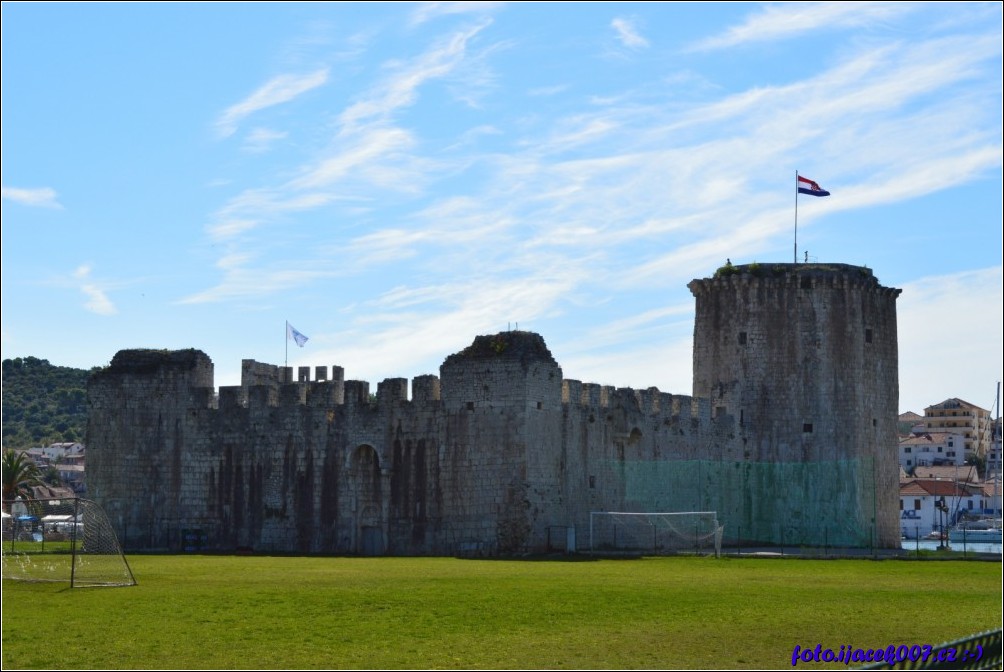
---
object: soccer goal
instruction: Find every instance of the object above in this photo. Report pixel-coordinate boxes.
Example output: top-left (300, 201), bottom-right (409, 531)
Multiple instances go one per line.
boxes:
top-left (2, 497), bottom-right (136, 587)
top-left (588, 511), bottom-right (724, 557)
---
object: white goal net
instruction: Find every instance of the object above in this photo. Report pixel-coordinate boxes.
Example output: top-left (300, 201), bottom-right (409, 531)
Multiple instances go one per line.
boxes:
top-left (2, 497), bottom-right (136, 587)
top-left (589, 511), bottom-right (723, 557)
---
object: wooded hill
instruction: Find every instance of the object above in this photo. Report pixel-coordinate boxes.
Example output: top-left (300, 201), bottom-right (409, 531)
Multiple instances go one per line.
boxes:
top-left (2, 357), bottom-right (96, 450)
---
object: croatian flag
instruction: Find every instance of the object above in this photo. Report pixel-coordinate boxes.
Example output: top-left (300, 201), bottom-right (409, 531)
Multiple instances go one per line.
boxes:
top-left (286, 322), bottom-right (309, 348)
top-left (797, 175), bottom-right (830, 197)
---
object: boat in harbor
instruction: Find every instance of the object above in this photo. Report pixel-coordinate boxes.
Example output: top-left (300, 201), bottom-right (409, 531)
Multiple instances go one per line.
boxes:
top-left (948, 519), bottom-right (1002, 543)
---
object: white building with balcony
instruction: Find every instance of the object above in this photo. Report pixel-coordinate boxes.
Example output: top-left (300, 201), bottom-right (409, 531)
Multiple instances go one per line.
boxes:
top-left (899, 432), bottom-right (965, 473)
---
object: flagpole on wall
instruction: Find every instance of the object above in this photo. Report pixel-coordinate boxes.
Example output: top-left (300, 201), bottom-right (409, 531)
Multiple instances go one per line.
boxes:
top-left (794, 170), bottom-right (799, 264)
top-left (284, 323), bottom-right (309, 381)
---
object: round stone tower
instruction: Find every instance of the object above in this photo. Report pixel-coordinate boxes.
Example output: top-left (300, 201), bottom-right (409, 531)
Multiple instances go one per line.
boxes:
top-left (688, 262), bottom-right (901, 548)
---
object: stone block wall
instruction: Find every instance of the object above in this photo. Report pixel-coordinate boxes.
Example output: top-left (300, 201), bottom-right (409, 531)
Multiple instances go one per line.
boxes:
top-left (689, 263), bottom-right (901, 546)
top-left (87, 263), bottom-right (902, 554)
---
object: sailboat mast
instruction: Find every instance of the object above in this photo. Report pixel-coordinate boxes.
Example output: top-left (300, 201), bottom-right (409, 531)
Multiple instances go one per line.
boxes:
top-left (994, 382), bottom-right (1000, 519)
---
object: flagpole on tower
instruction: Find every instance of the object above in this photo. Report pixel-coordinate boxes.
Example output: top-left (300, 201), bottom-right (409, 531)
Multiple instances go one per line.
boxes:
top-left (793, 172), bottom-right (831, 265)
top-left (794, 170), bottom-right (799, 264)
top-left (285, 320), bottom-right (289, 371)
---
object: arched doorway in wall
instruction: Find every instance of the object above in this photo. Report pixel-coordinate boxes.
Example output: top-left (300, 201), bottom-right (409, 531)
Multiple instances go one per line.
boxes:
top-left (349, 444), bottom-right (384, 555)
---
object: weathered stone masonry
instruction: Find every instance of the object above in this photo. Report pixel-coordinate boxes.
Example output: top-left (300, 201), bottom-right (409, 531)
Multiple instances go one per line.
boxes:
top-left (86, 263), bottom-right (901, 553)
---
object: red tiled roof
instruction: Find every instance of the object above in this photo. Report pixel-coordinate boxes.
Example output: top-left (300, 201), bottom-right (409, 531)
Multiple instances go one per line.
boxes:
top-left (900, 481), bottom-right (931, 496)
top-left (913, 465), bottom-right (979, 483)
top-left (899, 479), bottom-right (980, 497)
top-left (924, 398), bottom-right (989, 413)
top-left (899, 432), bottom-right (963, 446)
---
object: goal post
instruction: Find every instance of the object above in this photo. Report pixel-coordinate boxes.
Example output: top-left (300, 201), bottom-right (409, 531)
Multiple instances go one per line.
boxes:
top-left (589, 511), bottom-right (724, 557)
top-left (2, 497), bottom-right (136, 588)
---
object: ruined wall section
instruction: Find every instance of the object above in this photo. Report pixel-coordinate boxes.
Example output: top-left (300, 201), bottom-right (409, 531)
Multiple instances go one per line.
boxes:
top-left (439, 332), bottom-right (564, 553)
top-left (87, 349), bottom-right (215, 550)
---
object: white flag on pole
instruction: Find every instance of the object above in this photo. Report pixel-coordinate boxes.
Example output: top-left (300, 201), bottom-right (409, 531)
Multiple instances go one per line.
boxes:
top-left (286, 322), bottom-right (309, 347)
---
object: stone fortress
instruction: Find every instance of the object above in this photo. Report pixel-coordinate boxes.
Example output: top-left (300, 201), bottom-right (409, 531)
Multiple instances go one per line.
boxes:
top-left (87, 262), bottom-right (901, 554)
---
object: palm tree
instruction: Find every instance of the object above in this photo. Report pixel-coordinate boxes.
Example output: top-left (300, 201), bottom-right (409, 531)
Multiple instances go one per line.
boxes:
top-left (2, 448), bottom-right (42, 507)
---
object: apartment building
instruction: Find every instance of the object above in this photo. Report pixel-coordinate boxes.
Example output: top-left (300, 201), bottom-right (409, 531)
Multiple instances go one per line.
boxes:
top-left (898, 432), bottom-right (966, 472)
top-left (923, 398), bottom-right (992, 458)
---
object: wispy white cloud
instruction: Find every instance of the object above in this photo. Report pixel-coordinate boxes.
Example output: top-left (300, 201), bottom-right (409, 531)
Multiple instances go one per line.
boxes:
top-left (287, 127), bottom-right (419, 190)
top-left (307, 271), bottom-right (580, 382)
top-left (565, 303), bottom-right (693, 353)
top-left (177, 254), bottom-right (341, 305)
top-left (527, 84), bottom-right (570, 97)
top-left (502, 31), bottom-right (998, 236)
top-left (74, 265), bottom-right (117, 316)
top-left (339, 20), bottom-right (491, 129)
top-left (611, 17), bottom-right (649, 49)
top-left (1, 186), bottom-right (62, 209)
top-left (410, 2), bottom-right (505, 27)
top-left (525, 116), bottom-right (621, 155)
top-left (443, 124), bottom-right (502, 150)
top-left (216, 68), bottom-right (329, 138)
top-left (242, 127), bottom-right (289, 153)
top-left (206, 187), bottom-right (350, 241)
top-left (207, 218), bottom-right (260, 241)
top-left (559, 334), bottom-right (695, 396)
top-left (218, 188), bottom-right (339, 218)
top-left (339, 199), bottom-right (516, 269)
top-left (200, 21), bottom-right (495, 252)
top-left (689, 2), bottom-right (920, 51)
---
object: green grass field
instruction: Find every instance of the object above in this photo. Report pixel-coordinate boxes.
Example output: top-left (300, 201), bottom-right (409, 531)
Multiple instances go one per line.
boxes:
top-left (2, 555), bottom-right (1001, 669)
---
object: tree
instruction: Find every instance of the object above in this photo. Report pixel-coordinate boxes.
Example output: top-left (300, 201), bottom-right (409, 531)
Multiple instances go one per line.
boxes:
top-left (2, 449), bottom-right (42, 505)
top-left (966, 453), bottom-right (987, 480)
top-left (42, 464), bottom-right (63, 486)
top-left (2, 356), bottom-right (94, 451)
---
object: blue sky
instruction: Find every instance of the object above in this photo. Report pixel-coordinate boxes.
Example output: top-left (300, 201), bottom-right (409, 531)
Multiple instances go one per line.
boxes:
top-left (2, 2), bottom-right (1001, 416)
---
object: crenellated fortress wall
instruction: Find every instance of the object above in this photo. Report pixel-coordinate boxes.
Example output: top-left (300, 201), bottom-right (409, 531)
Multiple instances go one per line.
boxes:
top-left (86, 263), bottom-right (902, 554)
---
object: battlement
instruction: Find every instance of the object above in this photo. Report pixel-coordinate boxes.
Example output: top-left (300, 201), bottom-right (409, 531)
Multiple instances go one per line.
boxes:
top-left (560, 379), bottom-right (711, 422)
top-left (689, 262), bottom-right (901, 298)
top-left (216, 374), bottom-right (443, 410)
top-left (96, 334), bottom-right (716, 420)
top-left (235, 358), bottom-right (443, 407)
top-left (240, 359), bottom-right (347, 386)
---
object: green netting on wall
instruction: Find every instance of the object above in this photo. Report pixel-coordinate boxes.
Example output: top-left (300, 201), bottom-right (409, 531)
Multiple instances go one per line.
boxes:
top-left (605, 458), bottom-right (878, 548)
